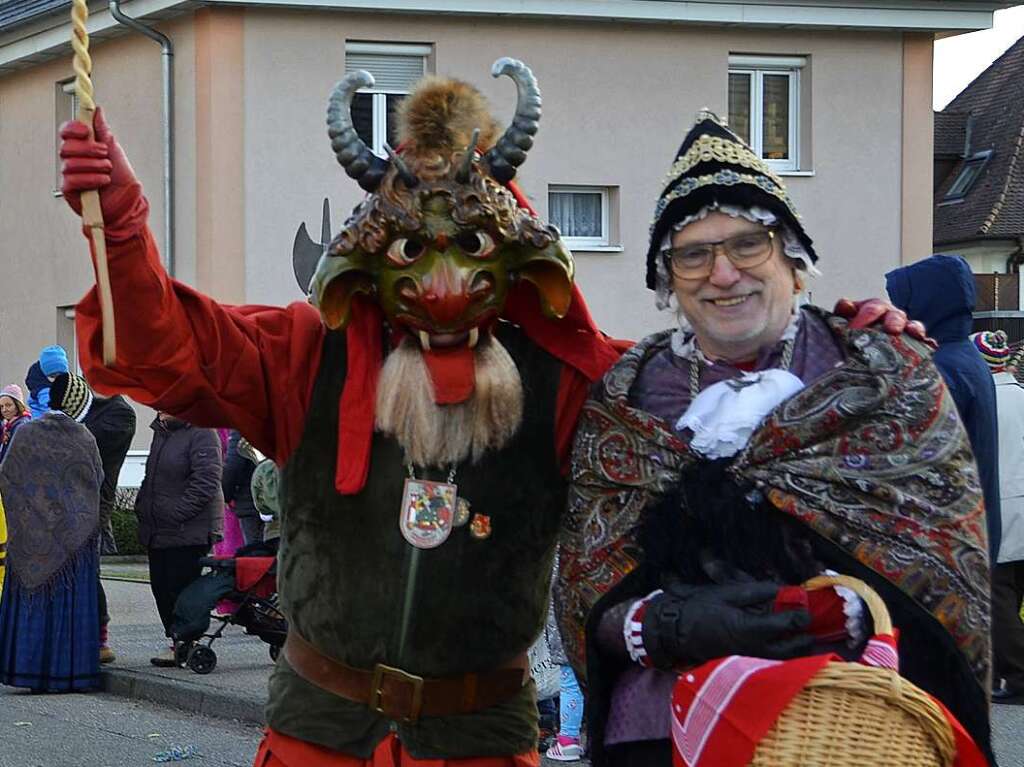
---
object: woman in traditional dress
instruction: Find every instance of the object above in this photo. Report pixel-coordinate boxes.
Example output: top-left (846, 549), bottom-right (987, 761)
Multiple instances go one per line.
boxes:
top-left (0, 411), bottom-right (103, 692)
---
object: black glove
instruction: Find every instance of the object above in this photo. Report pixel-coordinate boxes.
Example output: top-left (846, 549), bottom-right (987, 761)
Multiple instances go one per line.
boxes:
top-left (641, 581), bottom-right (812, 669)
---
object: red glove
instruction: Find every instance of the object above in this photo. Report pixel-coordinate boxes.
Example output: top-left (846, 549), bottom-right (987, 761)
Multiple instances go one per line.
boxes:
top-left (59, 107), bottom-right (149, 242)
top-left (833, 297), bottom-right (935, 349)
top-left (774, 586), bottom-right (849, 643)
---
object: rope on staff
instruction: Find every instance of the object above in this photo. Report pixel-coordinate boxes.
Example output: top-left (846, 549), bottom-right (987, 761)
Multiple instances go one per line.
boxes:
top-left (71, 0), bottom-right (117, 366)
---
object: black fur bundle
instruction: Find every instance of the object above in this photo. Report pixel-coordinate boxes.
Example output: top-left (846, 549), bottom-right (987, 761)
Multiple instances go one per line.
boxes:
top-left (640, 457), bottom-right (823, 591)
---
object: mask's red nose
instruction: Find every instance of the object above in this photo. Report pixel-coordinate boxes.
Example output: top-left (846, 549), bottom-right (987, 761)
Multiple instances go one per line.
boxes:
top-left (420, 261), bottom-right (472, 326)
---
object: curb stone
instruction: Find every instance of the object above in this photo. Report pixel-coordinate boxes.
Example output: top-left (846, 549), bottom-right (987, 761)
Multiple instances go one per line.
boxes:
top-left (101, 668), bottom-right (265, 726)
top-left (100, 669), bottom-right (582, 765)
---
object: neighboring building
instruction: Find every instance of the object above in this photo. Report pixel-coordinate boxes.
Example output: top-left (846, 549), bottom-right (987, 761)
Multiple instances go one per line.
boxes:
top-left (0, 0), bottom-right (1012, 457)
top-left (933, 33), bottom-right (1024, 339)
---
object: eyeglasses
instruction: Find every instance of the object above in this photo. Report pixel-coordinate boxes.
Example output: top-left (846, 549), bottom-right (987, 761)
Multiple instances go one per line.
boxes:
top-left (662, 228), bottom-right (777, 280)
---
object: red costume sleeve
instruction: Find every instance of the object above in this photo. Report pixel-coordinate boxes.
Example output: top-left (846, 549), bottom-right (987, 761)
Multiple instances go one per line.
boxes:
top-left (556, 367), bottom-right (594, 474)
top-left (75, 226), bottom-right (323, 465)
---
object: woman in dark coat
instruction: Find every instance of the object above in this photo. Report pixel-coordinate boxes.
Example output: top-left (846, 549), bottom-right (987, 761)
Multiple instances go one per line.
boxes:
top-left (135, 413), bottom-right (224, 666)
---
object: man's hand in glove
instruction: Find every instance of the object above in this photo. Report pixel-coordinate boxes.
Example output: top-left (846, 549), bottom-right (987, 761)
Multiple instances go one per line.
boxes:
top-left (59, 107), bottom-right (149, 243)
top-left (641, 581), bottom-right (812, 669)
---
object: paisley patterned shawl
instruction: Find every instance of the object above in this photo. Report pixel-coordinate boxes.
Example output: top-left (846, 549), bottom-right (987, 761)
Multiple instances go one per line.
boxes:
top-left (0, 414), bottom-right (102, 592)
top-left (560, 308), bottom-right (990, 685)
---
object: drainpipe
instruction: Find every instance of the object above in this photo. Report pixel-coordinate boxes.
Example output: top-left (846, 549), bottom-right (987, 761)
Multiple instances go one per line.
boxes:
top-left (109, 0), bottom-right (174, 276)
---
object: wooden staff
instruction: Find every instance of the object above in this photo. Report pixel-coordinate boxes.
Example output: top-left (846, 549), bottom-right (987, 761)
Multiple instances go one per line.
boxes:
top-left (71, 0), bottom-right (116, 365)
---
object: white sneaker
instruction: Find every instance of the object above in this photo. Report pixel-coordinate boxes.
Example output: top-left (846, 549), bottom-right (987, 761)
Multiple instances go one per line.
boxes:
top-left (150, 646), bottom-right (177, 667)
top-left (546, 739), bottom-right (583, 761)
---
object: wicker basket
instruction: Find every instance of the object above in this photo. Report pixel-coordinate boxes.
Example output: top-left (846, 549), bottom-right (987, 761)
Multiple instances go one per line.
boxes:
top-left (749, 575), bottom-right (956, 767)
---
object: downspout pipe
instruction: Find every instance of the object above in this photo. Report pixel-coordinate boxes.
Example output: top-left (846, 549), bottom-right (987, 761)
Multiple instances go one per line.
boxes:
top-left (109, 0), bottom-right (174, 276)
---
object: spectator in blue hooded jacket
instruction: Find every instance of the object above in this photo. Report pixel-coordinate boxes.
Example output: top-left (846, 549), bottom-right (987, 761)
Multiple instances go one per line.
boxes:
top-left (24, 362), bottom-right (51, 419)
top-left (24, 345), bottom-right (70, 419)
top-left (886, 254), bottom-right (1001, 563)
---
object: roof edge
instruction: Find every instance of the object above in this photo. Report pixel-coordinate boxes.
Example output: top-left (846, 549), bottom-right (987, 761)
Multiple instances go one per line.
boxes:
top-left (0, 0), bottom-right (1010, 75)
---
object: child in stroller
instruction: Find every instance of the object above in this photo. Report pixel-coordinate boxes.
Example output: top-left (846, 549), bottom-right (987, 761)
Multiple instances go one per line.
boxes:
top-left (169, 538), bottom-right (287, 674)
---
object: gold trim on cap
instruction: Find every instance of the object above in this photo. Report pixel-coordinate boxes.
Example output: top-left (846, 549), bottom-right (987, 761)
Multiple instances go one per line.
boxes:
top-left (661, 134), bottom-right (787, 192)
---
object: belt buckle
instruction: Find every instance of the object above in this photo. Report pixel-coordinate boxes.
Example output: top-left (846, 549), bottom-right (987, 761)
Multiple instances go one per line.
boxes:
top-left (369, 663), bottom-right (425, 723)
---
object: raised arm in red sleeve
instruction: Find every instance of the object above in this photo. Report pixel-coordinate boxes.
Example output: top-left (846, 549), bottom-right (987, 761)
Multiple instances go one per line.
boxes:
top-left (75, 225), bottom-right (324, 465)
top-left (555, 367), bottom-right (595, 474)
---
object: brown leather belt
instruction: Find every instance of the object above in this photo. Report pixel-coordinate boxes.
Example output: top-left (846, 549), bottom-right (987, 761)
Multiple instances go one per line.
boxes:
top-left (283, 631), bottom-right (529, 723)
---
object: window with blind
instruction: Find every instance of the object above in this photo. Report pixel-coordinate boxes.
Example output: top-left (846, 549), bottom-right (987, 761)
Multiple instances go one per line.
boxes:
top-left (345, 43), bottom-right (431, 156)
top-left (728, 55), bottom-right (805, 172)
top-left (549, 187), bottom-right (611, 249)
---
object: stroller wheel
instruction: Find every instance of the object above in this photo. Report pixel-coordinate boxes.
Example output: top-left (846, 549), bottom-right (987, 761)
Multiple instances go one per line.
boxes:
top-left (187, 645), bottom-right (217, 675)
top-left (269, 645), bottom-right (281, 662)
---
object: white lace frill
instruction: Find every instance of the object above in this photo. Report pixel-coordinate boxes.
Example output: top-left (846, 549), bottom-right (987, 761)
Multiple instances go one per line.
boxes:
top-left (822, 570), bottom-right (868, 648)
top-left (676, 369), bottom-right (805, 459)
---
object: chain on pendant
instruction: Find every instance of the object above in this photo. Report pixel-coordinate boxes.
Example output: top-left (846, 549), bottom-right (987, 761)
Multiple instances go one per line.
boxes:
top-left (688, 338), bottom-right (795, 399)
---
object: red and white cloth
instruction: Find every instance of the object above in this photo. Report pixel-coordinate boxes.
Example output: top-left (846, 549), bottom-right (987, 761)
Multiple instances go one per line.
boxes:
top-left (623, 589), bottom-right (663, 667)
top-left (669, 630), bottom-right (986, 767)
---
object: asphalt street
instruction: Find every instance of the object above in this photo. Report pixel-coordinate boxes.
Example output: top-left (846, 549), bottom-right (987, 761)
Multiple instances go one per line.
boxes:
top-left (0, 688), bottom-right (261, 767)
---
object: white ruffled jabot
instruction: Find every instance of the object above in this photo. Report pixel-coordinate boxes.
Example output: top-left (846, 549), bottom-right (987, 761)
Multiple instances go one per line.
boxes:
top-left (676, 369), bottom-right (805, 459)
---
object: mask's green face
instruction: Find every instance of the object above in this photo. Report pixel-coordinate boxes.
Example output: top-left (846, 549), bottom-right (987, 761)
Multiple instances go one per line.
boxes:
top-left (311, 173), bottom-right (574, 347)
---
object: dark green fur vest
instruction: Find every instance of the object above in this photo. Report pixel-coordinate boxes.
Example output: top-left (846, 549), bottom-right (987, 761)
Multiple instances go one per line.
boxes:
top-left (266, 321), bottom-right (565, 758)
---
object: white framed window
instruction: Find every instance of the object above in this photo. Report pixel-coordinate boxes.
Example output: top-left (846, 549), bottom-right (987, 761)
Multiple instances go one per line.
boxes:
top-left (55, 79), bottom-right (79, 192)
top-left (345, 42), bottom-right (430, 156)
top-left (728, 55), bottom-right (805, 172)
top-left (549, 186), bottom-right (611, 249)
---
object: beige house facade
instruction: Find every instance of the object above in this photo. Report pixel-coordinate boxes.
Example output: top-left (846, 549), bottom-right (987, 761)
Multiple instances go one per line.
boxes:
top-left (0, 0), bottom-right (1012, 465)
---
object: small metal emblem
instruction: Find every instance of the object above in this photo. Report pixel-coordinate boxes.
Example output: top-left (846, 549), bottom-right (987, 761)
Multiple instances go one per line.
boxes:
top-left (454, 497), bottom-right (471, 527)
top-left (469, 513), bottom-right (492, 540)
top-left (399, 478), bottom-right (456, 549)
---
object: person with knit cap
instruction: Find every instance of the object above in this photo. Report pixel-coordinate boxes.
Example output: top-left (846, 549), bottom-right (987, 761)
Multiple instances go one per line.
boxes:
top-left (49, 371), bottom-right (136, 665)
top-left (22, 344), bottom-right (71, 420)
top-left (972, 330), bottom-right (1024, 705)
top-left (59, 62), bottom-right (919, 764)
top-left (39, 345), bottom-right (70, 379)
top-left (561, 111), bottom-right (993, 765)
top-left (0, 384), bottom-right (30, 465)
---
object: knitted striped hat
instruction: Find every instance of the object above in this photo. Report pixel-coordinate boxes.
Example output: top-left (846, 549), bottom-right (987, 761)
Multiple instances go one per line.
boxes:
top-left (970, 330), bottom-right (1009, 370)
top-left (49, 373), bottom-right (94, 422)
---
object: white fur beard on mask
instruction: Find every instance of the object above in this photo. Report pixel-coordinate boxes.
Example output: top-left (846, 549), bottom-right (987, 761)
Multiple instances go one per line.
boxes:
top-left (374, 334), bottom-right (524, 468)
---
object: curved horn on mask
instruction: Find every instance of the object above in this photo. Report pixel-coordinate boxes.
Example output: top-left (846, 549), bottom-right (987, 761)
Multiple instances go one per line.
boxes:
top-left (327, 71), bottom-right (390, 192)
top-left (484, 58), bottom-right (541, 184)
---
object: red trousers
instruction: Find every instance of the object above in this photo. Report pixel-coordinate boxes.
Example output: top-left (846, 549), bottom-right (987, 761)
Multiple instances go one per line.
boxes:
top-left (254, 728), bottom-right (540, 767)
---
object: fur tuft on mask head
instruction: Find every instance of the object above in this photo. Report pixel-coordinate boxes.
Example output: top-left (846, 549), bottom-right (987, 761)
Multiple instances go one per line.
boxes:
top-left (397, 77), bottom-right (499, 159)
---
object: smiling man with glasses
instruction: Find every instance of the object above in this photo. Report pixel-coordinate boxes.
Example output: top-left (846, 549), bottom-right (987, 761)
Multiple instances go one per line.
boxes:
top-left (559, 112), bottom-right (995, 766)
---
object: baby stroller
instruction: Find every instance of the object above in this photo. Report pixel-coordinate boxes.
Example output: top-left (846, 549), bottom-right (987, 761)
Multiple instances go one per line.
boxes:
top-left (169, 538), bottom-right (287, 674)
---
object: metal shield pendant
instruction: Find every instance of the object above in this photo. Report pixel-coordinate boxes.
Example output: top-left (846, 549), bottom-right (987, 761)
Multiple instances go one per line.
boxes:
top-left (399, 478), bottom-right (456, 549)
